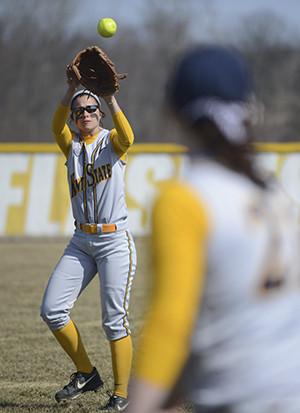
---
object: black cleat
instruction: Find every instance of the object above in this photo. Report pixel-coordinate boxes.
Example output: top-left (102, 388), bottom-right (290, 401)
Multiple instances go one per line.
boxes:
top-left (98, 391), bottom-right (130, 411)
top-left (55, 367), bottom-right (103, 402)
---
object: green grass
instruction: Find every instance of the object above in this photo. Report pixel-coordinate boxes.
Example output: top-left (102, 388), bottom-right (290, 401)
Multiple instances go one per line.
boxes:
top-left (0, 236), bottom-right (157, 412)
top-left (0, 237), bottom-right (194, 412)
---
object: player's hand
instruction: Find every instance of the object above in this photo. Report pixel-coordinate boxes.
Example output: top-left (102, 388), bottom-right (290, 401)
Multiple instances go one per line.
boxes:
top-left (102, 94), bottom-right (120, 114)
top-left (102, 94), bottom-right (116, 105)
top-left (66, 65), bottom-right (80, 91)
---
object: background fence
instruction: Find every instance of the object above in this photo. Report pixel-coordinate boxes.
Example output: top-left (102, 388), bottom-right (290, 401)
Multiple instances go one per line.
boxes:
top-left (1, 142), bottom-right (300, 237)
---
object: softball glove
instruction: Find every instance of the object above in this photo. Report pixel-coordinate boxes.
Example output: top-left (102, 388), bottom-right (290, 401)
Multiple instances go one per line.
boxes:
top-left (70, 46), bottom-right (128, 96)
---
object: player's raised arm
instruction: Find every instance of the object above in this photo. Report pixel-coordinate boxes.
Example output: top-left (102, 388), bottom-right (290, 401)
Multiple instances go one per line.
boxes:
top-left (61, 65), bottom-right (81, 107)
top-left (102, 94), bottom-right (134, 158)
top-left (52, 66), bottom-right (80, 158)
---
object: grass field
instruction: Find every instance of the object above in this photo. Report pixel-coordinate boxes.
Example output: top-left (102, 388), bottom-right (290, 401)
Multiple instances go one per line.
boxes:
top-left (0, 236), bottom-right (176, 413)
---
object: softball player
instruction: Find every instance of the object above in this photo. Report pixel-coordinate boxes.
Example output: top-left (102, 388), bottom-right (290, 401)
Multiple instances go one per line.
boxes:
top-left (127, 46), bottom-right (300, 413)
top-left (40, 64), bottom-right (136, 411)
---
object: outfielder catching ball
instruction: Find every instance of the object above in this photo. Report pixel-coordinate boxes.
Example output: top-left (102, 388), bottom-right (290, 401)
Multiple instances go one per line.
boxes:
top-left (40, 47), bottom-right (136, 411)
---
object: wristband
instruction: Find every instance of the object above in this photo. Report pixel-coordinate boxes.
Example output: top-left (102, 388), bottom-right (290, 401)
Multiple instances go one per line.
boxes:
top-left (107, 99), bottom-right (117, 106)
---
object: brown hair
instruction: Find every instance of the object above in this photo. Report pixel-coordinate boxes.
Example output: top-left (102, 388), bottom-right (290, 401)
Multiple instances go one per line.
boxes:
top-left (191, 118), bottom-right (266, 189)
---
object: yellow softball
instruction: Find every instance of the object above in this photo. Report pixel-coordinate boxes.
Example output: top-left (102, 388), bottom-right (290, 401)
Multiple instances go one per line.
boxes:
top-left (97, 18), bottom-right (117, 38)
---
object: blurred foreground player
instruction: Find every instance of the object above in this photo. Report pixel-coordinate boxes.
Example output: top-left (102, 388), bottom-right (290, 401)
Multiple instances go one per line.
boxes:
top-left (126, 45), bottom-right (300, 413)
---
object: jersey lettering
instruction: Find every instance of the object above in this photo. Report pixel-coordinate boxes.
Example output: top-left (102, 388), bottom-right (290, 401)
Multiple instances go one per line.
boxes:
top-left (95, 167), bottom-right (104, 182)
top-left (247, 199), bottom-right (294, 300)
top-left (71, 173), bottom-right (85, 198)
top-left (71, 163), bottom-right (112, 198)
top-left (86, 164), bottom-right (97, 187)
top-left (259, 229), bottom-right (286, 294)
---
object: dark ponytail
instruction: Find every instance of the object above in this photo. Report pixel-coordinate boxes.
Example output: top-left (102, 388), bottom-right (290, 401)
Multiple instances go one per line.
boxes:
top-left (192, 118), bottom-right (266, 189)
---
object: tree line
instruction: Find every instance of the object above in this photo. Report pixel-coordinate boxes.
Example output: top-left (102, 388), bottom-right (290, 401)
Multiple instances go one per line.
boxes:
top-left (1, 0), bottom-right (300, 144)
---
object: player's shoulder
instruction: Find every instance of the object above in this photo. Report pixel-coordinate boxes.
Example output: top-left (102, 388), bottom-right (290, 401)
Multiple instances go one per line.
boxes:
top-left (71, 132), bottom-right (81, 143)
top-left (155, 179), bottom-right (212, 236)
top-left (157, 179), bottom-right (203, 207)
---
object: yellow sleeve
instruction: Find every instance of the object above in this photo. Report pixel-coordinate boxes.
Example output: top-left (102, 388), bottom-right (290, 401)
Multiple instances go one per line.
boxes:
top-left (110, 110), bottom-right (134, 160)
top-left (52, 102), bottom-right (75, 158)
top-left (134, 183), bottom-right (210, 389)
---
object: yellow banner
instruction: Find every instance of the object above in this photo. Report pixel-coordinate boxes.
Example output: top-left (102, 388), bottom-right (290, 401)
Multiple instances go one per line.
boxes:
top-left (0, 143), bottom-right (299, 236)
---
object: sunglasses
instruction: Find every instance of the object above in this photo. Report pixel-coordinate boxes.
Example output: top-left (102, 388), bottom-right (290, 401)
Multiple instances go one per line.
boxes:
top-left (72, 105), bottom-right (100, 117)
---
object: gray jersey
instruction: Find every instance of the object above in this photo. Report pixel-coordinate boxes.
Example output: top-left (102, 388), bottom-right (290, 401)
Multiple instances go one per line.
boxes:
top-left (67, 129), bottom-right (128, 226)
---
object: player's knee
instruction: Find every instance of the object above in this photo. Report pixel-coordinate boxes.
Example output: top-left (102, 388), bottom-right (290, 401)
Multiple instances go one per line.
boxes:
top-left (102, 319), bottom-right (131, 341)
top-left (40, 301), bottom-right (69, 330)
top-left (40, 302), bottom-right (53, 325)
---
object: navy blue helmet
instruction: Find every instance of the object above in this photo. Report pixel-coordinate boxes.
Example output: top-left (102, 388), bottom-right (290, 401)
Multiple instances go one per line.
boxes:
top-left (166, 45), bottom-right (253, 112)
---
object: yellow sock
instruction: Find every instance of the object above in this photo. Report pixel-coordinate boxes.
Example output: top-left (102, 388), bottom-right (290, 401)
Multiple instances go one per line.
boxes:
top-left (52, 320), bottom-right (94, 374)
top-left (110, 335), bottom-right (132, 398)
